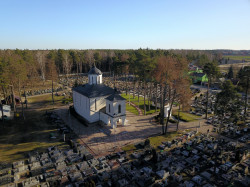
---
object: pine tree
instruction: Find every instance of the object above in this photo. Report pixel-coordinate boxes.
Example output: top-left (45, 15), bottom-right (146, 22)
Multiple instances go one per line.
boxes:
top-left (227, 65), bottom-right (234, 79)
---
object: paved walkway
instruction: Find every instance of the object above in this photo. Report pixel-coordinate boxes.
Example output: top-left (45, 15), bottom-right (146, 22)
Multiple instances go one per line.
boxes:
top-left (127, 102), bottom-right (143, 115)
top-left (56, 106), bottom-right (213, 157)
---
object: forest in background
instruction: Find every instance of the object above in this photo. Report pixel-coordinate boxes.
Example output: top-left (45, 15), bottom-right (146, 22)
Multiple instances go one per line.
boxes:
top-left (0, 48), bottom-right (222, 86)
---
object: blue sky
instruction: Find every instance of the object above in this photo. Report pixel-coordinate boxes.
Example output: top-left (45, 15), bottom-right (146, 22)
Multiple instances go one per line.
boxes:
top-left (0, 0), bottom-right (250, 50)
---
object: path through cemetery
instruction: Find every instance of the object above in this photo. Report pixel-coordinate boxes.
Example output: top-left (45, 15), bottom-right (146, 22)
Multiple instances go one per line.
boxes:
top-left (56, 106), bottom-right (214, 157)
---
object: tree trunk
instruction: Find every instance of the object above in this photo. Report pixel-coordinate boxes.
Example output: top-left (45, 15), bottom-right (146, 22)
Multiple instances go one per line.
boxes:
top-left (155, 83), bottom-right (157, 112)
top-left (144, 81), bottom-right (146, 115)
top-left (125, 74), bottom-right (128, 95)
top-left (205, 80), bottom-right (210, 119)
top-left (160, 85), bottom-right (164, 134)
top-left (177, 103), bottom-right (180, 131)
top-left (148, 83), bottom-right (151, 111)
top-left (52, 79), bottom-right (54, 105)
top-left (133, 80), bottom-right (135, 99)
top-left (244, 77), bottom-right (249, 124)
top-left (24, 87), bottom-right (27, 109)
top-left (21, 102), bottom-right (25, 120)
top-left (138, 81), bottom-right (140, 103)
top-left (2, 86), bottom-right (6, 101)
top-left (76, 62), bottom-right (79, 80)
top-left (18, 78), bottom-right (21, 102)
top-left (161, 85), bottom-right (167, 134)
top-left (113, 72), bottom-right (116, 89)
top-left (165, 90), bottom-right (176, 134)
top-left (168, 85), bottom-right (171, 100)
top-left (10, 85), bottom-right (16, 112)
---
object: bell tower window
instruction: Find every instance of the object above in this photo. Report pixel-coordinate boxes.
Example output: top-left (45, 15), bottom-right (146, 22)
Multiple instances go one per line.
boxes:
top-left (118, 104), bottom-right (121, 113)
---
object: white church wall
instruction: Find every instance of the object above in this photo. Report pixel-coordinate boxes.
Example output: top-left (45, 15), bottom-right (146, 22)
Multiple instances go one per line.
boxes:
top-left (100, 112), bottom-right (126, 128)
top-left (73, 91), bottom-right (90, 121)
top-left (113, 100), bottom-right (126, 116)
top-left (89, 96), bottom-right (107, 123)
top-left (106, 100), bottom-right (114, 116)
top-left (99, 75), bottom-right (102, 84)
top-left (100, 112), bottom-right (110, 125)
top-left (88, 74), bottom-right (102, 85)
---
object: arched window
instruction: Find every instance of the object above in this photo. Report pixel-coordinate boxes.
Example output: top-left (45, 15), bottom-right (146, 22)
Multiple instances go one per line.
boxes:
top-left (95, 99), bottom-right (97, 111)
top-left (118, 104), bottom-right (121, 113)
top-left (109, 104), bottom-right (110, 113)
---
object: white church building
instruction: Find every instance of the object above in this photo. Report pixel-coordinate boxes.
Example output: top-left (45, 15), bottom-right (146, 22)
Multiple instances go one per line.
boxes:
top-left (72, 66), bottom-right (126, 128)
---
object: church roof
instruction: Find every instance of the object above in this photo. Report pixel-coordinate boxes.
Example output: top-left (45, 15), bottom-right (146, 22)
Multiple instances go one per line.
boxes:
top-left (88, 66), bottom-right (102, 75)
top-left (106, 93), bottom-right (126, 102)
top-left (73, 84), bottom-right (114, 98)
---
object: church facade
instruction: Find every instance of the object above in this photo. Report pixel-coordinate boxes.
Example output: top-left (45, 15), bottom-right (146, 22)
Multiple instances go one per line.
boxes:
top-left (72, 66), bottom-right (126, 128)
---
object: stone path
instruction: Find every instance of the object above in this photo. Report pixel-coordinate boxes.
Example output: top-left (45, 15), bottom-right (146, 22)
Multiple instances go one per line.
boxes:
top-left (127, 102), bottom-right (143, 115)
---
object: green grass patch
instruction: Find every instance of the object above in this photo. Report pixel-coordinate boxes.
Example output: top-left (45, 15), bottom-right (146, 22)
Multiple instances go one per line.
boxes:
top-left (149, 131), bottom-right (180, 149)
top-left (28, 94), bottom-right (65, 103)
top-left (121, 93), bottom-right (159, 115)
top-left (122, 131), bottom-right (181, 154)
top-left (237, 121), bottom-right (245, 125)
top-left (122, 144), bottom-right (136, 152)
top-left (173, 111), bottom-right (200, 122)
top-left (126, 103), bottom-right (139, 115)
top-left (0, 142), bottom-right (64, 163)
top-left (223, 55), bottom-right (250, 61)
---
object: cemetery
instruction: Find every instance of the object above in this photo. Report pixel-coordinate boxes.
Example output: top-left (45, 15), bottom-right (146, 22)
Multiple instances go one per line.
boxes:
top-left (1, 65), bottom-right (249, 187)
top-left (0, 130), bottom-right (249, 186)
top-left (1, 1), bottom-right (250, 185)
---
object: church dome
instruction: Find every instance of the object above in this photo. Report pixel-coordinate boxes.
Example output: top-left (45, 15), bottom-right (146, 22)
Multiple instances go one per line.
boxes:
top-left (88, 66), bottom-right (102, 75)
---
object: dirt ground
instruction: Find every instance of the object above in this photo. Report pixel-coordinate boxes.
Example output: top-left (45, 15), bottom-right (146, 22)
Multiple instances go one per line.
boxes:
top-left (56, 106), bottom-right (212, 157)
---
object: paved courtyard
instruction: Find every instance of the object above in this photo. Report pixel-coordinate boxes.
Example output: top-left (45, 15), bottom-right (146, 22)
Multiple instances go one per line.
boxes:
top-left (56, 106), bottom-right (212, 157)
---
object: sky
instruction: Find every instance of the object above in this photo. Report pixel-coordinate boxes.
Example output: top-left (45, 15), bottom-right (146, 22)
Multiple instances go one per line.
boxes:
top-left (0, 0), bottom-right (250, 50)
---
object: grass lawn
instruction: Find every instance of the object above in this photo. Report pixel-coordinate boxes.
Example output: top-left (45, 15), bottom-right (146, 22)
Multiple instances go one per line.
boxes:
top-left (27, 94), bottom-right (65, 103)
top-left (121, 93), bottom-right (160, 115)
top-left (122, 131), bottom-right (186, 154)
top-left (0, 142), bottom-right (66, 163)
top-left (126, 103), bottom-right (139, 115)
top-left (148, 131), bottom-right (181, 149)
top-left (223, 55), bottom-right (250, 61)
top-left (219, 62), bottom-right (250, 73)
top-left (172, 111), bottom-right (200, 122)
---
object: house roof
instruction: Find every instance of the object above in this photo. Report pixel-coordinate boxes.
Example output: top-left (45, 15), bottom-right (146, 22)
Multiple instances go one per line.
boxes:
top-left (73, 84), bottom-right (115, 98)
top-left (192, 72), bottom-right (206, 77)
top-left (88, 66), bottom-right (102, 75)
top-left (106, 93), bottom-right (126, 102)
